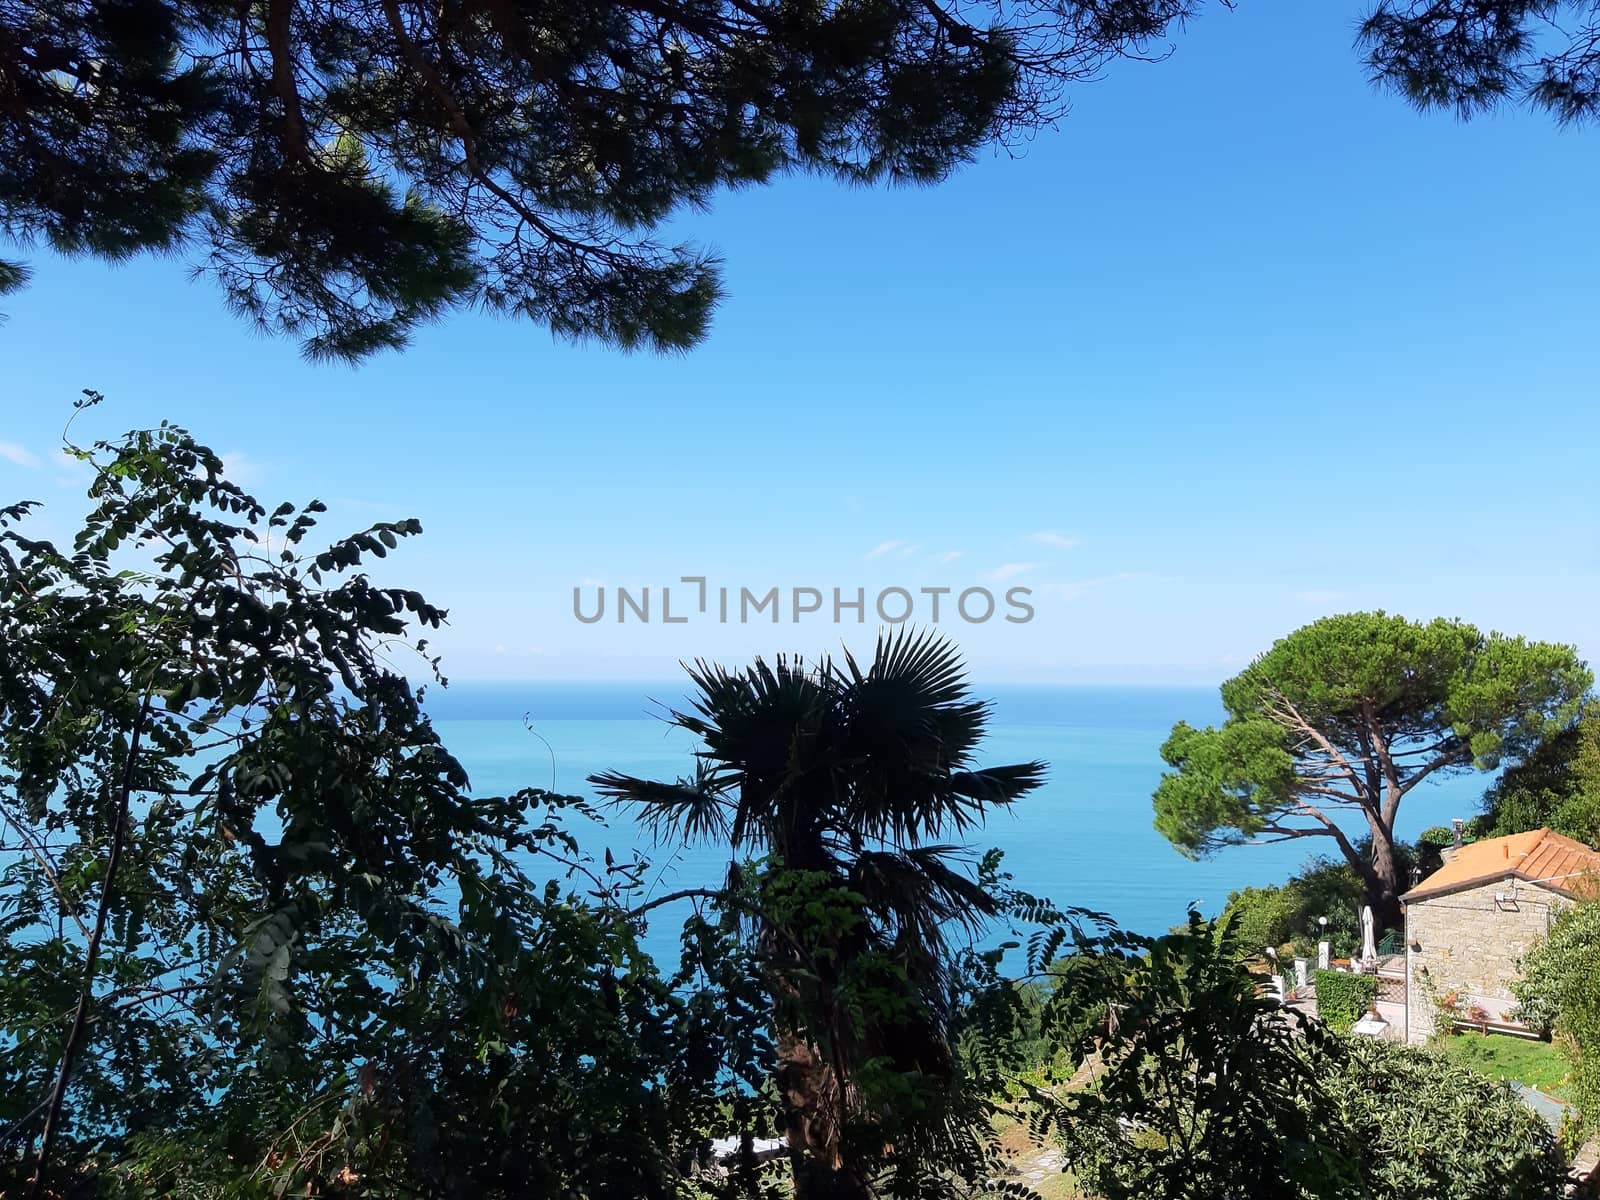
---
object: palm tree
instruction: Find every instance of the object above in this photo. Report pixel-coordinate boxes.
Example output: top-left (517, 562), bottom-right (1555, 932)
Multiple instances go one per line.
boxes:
top-left (590, 630), bottom-right (1046, 1199)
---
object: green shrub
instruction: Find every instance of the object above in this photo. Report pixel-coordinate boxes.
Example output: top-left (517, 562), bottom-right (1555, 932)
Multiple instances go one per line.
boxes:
top-left (1323, 1037), bottom-right (1567, 1200)
top-left (1044, 917), bottom-right (1567, 1200)
top-left (1315, 969), bottom-right (1378, 1032)
top-left (1219, 884), bottom-right (1303, 954)
top-left (1559, 1109), bottom-right (1587, 1161)
top-left (1222, 846), bottom-right (1437, 963)
top-left (1219, 855), bottom-right (1370, 960)
top-left (1514, 898), bottom-right (1600, 1122)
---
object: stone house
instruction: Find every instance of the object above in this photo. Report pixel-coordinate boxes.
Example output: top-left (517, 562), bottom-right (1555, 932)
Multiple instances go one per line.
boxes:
top-left (1403, 828), bottom-right (1600, 1045)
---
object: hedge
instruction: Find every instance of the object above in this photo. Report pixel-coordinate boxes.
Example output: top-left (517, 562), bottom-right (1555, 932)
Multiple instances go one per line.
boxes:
top-left (1315, 969), bottom-right (1378, 1032)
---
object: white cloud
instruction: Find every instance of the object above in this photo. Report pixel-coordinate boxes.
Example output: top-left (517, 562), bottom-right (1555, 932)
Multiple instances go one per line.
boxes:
top-left (898, 543), bottom-right (921, 558)
top-left (937, 550), bottom-right (963, 563)
top-left (50, 449), bottom-right (93, 487)
top-left (1027, 530), bottom-right (1081, 551)
top-left (984, 562), bottom-right (1040, 582)
top-left (0, 440), bottom-right (39, 469)
top-left (219, 451), bottom-right (265, 486)
top-left (866, 539), bottom-right (906, 559)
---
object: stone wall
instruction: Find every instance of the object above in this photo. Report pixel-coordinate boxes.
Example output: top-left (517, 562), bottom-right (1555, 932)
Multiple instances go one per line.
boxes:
top-left (1404, 877), bottom-right (1568, 1045)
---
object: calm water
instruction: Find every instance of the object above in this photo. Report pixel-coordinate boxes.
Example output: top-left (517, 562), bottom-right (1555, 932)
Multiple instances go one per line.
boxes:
top-left (428, 683), bottom-right (1487, 961)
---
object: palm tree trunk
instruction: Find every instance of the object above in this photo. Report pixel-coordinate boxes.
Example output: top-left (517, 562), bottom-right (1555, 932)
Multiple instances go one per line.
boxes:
top-left (772, 908), bottom-right (872, 1200)
top-left (778, 1027), bottom-right (831, 1178)
top-left (779, 1024), bottom-right (870, 1200)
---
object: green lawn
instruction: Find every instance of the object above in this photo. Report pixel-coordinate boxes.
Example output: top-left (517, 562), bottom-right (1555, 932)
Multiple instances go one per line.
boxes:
top-left (1438, 1032), bottom-right (1575, 1100)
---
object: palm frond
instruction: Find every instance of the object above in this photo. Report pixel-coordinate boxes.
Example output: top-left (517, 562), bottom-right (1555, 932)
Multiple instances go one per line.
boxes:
top-left (842, 627), bottom-right (969, 712)
top-left (841, 638), bottom-right (985, 765)
top-left (946, 762), bottom-right (1050, 807)
top-left (848, 845), bottom-right (1002, 947)
top-left (588, 768), bottom-right (731, 844)
top-left (827, 628), bottom-right (1049, 849)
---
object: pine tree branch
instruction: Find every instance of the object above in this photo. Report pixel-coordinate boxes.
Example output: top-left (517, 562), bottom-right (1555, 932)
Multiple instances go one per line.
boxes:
top-left (1364, 699), bottom-right (1407, 828)
top-left (1263, 687), bottom-right (1377, 815)
top-left (265, 0), bottom-right (311, 160)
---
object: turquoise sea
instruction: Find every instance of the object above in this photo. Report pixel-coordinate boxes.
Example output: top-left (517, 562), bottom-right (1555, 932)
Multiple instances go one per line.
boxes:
top-left (427, 682), bottom-right (1486, 962)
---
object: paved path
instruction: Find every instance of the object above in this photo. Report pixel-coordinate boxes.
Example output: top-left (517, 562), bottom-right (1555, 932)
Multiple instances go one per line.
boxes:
top-left (1510, 1082), bottom-right (1568, 1132)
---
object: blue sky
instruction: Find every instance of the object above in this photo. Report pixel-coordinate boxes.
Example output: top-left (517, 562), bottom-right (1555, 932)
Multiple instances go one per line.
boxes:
top-left (3, 2), bottom-right (1598, 684)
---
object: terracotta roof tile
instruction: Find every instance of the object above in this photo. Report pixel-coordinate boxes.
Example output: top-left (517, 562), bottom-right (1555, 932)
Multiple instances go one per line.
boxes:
top-left (1402, 828), bottom-right (1600, 903)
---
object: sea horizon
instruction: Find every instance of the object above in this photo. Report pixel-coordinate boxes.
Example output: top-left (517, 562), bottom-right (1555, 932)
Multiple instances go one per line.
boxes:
top-left (425, 680), bottom-right (1489, 962)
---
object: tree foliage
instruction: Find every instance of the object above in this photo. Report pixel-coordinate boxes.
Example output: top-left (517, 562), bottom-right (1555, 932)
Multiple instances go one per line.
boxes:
top-left (1038, 912), bottom-right (1347, 1200)
top-left (1481, 700), bottom-right (1600, 846)
top-left (593, 630), bottom-right (1070, 1199)
top-left (1, 416), bottom-right (1581, 1200)
top-left (1030, 914), bottom-right (1567, 1200)
top-left (0, 407), bottom-right (760, 1198)
top-left (1220, 854), bottom-right (1377, 960)
top-left (1153, 612), bottom-right (1590, 927)
top-left (1220, 882), bottom-right (1304, 956)
top-left (0, 0), bottom-right (1207, 359)
top-left (1360, 0), bottom-right (1600, 125)
top-left (8, 0), bottom-right (1598, 358)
